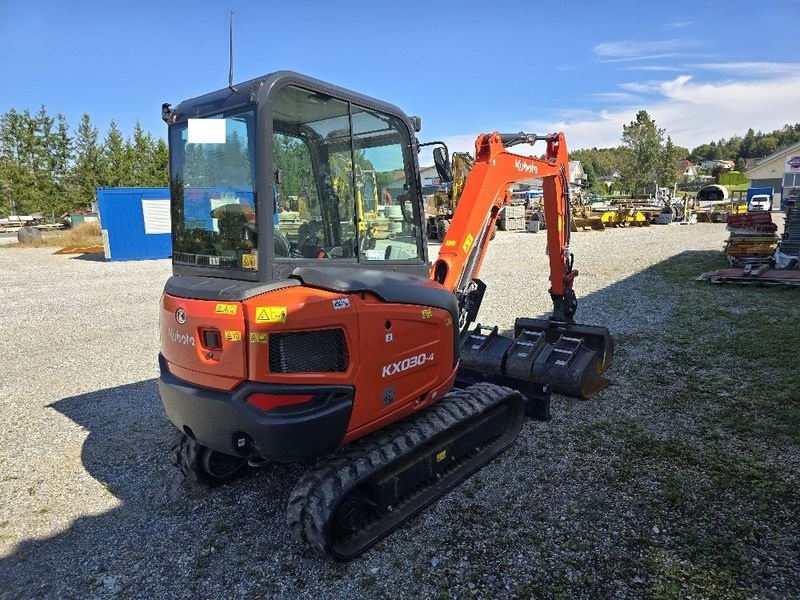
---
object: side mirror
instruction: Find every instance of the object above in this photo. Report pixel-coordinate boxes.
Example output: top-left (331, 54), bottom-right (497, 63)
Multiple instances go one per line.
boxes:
top-left (433, 146), bottom-right (453, 184)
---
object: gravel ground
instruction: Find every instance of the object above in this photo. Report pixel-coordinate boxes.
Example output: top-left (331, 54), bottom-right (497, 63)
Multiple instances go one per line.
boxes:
top-left (0, 217), bottom-right (797, 599)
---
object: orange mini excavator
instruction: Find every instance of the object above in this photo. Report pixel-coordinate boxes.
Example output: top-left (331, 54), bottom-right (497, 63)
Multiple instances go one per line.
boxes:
top-left (158, 71), bottom-right (613, 559)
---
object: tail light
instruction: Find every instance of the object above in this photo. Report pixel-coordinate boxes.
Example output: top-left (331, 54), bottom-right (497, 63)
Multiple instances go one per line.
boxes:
top-left (246, 393), bottom-right (313, 412)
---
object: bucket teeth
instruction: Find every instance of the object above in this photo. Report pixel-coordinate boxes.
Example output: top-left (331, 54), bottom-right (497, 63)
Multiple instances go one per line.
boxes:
top-left (459, 319), bottom-right (613, 400)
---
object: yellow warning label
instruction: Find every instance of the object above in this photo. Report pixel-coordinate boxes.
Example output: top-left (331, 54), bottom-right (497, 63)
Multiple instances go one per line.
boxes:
top-left (224, 330), bottom-right (241, 342)
top-left (445, 240), bottom-right (456, 247)
top-left (241, 254), bottom-right (258, 270)
top-left (255, 306), bottom-right (287, 324)
top-left (421, 308), bottom-right (433, 319)
top-left (249, 332), bottom-right (268, 344)
top-left (215, 303), bottom-right (238, 315)
top-left (436, 450), bottom-right (447, 462)
top-left (462, 233), bottom-right (474, 254)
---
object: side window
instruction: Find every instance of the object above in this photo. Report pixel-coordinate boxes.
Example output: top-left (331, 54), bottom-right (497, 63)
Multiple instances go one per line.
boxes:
top-left (271, 85), bottom-right (421, 262)
top-left (272, 86), bottom-right (356, 259)
top-left (272, 132), bottom-right (320, 257)
top-left (351, 106), bottom-right (422, 262)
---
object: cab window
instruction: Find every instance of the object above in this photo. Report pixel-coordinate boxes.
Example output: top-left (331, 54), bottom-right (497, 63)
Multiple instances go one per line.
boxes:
top-left (272, 85), bottom-right (422, 261)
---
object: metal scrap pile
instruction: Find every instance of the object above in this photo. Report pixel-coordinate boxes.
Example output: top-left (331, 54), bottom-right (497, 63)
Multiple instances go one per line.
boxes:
top-left (723, 212), bottom-right (779, 267)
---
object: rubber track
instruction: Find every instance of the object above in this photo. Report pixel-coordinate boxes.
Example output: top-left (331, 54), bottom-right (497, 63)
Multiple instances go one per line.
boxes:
top-left (286, 382), bottom-right (522, 559)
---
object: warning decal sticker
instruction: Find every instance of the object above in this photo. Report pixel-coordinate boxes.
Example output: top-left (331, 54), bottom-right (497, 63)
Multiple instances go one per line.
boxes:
top-left (255, 306), bottom-right (287, 324)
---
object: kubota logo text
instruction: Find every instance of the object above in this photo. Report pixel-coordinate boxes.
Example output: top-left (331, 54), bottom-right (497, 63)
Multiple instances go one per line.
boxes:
top-left (515, 159), bottom-right (538, 175)
top-left (381, 352), bottom-right (435, 378)
top-left (168, 328), bottom-right (195, 347)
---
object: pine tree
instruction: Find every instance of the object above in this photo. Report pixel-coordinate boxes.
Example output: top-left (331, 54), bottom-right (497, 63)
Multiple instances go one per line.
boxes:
top-left (101, 120), bottom-right (132, 187)
top-left (620, 110), bottom-right (664, 196)
top-left (741, 128), bottom-right (756, 158)
top-left (130, 121), bottom-right (152, 185)
top-left (149, 138), bottom-right (169, 186)
top-left (1, 109), bottom-right (40, 214)
top-left (45, 113), bottom-right (74, 218)
top-left (72, 113), bottom-right (101, 207)
top-left (656, 136), bottom-right (680, 189)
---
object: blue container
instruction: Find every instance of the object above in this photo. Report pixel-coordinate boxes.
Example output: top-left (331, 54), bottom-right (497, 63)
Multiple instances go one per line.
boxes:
top-left (96, 187), bottom-right (171, 261)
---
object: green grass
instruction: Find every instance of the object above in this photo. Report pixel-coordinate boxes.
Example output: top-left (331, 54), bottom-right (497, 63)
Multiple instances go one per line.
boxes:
top-left (561, 249), bottom-right (800, 596)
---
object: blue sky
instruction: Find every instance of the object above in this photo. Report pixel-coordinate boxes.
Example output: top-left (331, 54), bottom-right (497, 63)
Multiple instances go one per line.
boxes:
top-left (2, 0), bottom-right (799, 154)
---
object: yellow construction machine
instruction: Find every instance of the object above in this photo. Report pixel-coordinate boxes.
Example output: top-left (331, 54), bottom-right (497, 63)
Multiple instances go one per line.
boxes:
top-left (426, 152), bottom-right (489, 241)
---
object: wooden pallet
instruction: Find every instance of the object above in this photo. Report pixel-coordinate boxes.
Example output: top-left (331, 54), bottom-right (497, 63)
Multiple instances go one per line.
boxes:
top-left (697, 268), bottom-right (800, 285)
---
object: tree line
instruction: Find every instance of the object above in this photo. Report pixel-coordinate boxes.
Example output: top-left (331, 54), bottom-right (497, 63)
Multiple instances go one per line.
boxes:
top-left (687, 124), bottom-right (800, 166)
top-left (571, 117), bottom-right (800, 196)
top-left (0, 106), bottom-right (168, 218)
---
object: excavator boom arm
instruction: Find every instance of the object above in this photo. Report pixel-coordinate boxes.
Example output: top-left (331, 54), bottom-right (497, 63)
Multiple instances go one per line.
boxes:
top-left (431, 131), bottom-right (575, 317)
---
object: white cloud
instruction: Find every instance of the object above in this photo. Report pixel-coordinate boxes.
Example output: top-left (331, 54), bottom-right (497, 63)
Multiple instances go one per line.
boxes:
top-left (695, 62), bottom-right (800, 76)
top-left (592, 39), bottom-right (710, 64)
top-left (431, 62), bottom-right (800, 156)
top-left (593, 39), bottom-right (682, 58)
top-left (619, 81), bottom-right (660, 94)
top-left (522, 68), bottom-right (800, 150)
top-left (620, 65), bottom-right (684, 72)
top-left (663, 20), bottom-right (692, 30)
top-left (589, 92), bottom-right (642, 102)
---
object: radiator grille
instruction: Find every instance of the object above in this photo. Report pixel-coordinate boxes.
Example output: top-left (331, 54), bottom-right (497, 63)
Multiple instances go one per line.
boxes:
top-left (269, 329), bottom-right (348, 373)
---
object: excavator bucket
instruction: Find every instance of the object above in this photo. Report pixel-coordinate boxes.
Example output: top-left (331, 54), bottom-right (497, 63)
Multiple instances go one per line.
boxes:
top-left (460, 317), bottom-right (613, 400)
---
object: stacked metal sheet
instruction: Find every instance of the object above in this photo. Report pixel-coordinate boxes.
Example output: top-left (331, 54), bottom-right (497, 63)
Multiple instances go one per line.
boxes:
top-left (779, 203), bottom-right (800, 256)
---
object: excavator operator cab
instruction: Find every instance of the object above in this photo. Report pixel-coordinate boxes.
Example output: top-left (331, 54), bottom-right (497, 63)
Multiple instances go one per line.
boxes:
top-left (163, 71), bottom-right (430, 282)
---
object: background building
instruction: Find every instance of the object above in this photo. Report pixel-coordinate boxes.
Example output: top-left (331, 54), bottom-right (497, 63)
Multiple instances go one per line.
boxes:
top-left (744, 141), bottom-right (800, 208)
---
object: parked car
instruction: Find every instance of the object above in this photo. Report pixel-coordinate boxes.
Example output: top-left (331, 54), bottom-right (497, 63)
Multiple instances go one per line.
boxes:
top-left (747, 194), bottom-right (772, 212)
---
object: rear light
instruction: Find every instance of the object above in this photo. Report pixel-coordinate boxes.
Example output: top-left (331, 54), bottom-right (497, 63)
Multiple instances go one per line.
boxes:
top-left (246, 393), bottom-right (313, 412)
top-left (200, 328), bottom-right (222, 350)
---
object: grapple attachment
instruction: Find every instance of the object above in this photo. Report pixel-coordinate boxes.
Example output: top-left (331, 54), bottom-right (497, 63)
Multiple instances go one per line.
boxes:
top-left (460, 318), bottom-right (613, 399)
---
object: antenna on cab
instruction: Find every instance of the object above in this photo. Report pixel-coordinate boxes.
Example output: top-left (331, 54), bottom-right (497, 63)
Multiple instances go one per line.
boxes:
top-left (228, 11), bottom-right (238, 94)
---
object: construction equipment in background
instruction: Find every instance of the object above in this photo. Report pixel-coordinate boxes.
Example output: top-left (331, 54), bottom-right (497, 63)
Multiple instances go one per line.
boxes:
top-left (599, 206), bottom-right (652, 227)
top-left (425, 152), bottom-right (501, 241)
top-left (570, 194), bottom-right (605, 231)
top-left (158, 71), bottom-right (613, 559)
top-left (354, 168), bottom-right (381, 234)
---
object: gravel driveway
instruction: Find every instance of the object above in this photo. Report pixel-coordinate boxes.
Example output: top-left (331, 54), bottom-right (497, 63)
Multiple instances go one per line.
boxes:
top-left (0, 218), bottom-right (796, 598)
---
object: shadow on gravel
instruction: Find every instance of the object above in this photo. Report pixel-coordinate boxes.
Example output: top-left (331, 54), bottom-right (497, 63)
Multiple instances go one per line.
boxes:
top-left (67, 252), bottom-right (106, 262)
top-left (0, 379), bottom-right (308, 598)
top-left (3, 249), bottom-right (796, 598)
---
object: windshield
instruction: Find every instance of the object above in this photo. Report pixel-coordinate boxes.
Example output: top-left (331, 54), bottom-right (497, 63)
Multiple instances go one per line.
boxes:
top-left (169, 108), bottom-right (257, 271)
top-left (272, 85), bottom-right (422, 262)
